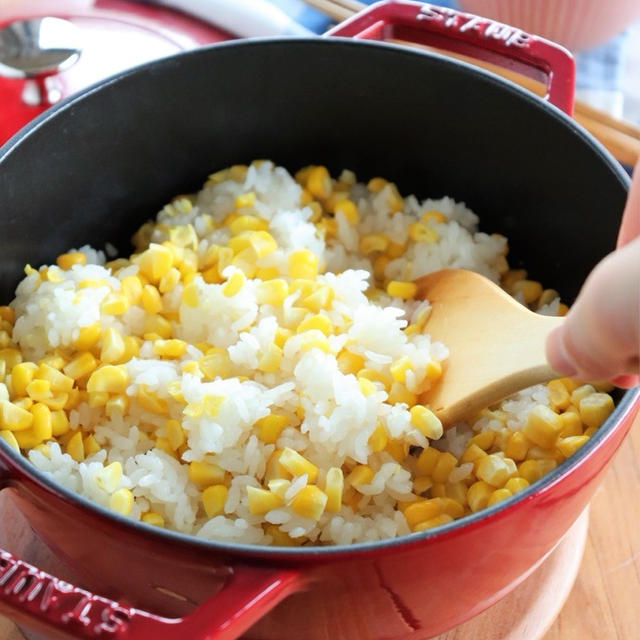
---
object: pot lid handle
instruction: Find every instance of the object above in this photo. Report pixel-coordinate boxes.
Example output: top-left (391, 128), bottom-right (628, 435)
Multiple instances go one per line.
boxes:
top-left (326, 0), bottom-right (575, 116)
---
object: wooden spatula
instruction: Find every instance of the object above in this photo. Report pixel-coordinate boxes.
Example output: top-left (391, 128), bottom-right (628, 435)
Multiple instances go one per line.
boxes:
top-left (414, 269), bottom-right (565, 426)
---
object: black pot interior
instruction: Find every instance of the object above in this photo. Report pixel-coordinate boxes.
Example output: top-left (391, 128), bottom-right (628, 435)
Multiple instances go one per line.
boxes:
top-left (0, 39), bottom-right (629, 305)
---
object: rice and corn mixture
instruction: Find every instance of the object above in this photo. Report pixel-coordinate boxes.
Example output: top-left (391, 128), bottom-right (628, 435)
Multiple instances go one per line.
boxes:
top-left (0, 161), bottom-right (615, 545)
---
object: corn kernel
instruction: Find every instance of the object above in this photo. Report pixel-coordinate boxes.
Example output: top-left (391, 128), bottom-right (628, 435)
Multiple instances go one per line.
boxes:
top-left (66, 431), bottom-right (84, 462)
top-left (142, 512), bottom-right (165, 527)
top-left (153, 339), bottom-right (188, 359)
top-left (288, 249), bottom-right (319, 279)
top-left (74, 323), bottom-right (101, 350)
top-left (387, 281), bottom-right (417, 299)
top-left (135, 243), bottom-right (174, 283)
top-left (410, 405), bottom-right (443, 439)
top-left (306, 166), bottom-right (332, 199)
top-left (476, 453), bottom-right (517, 487)
top-left (110, 488), bottom-right (134, 515)
top-left (504, 430), bottom-right (529, 461)
top-left (373, 254), bottom-right (390, 281)
top-left (421, 210), bottom-right (446, 223)
top-left (0, 349), bottom-right (22, 371)
top-left (0, 401), bottom-right (33, 431)
top-left (188, 461), bottom-right (226, 488)
top-left (571, 384), bottom-right (596, 406)
top-left (467, 481), bottom-right (493, 512)
top-left (279, 447), bottom-right (318, 482)
top-left (87, 365), bottom-right (129, 394)
top-left (460, 443), bottom-right (487, 465)
top-left (163, 419), bottom-right (184, 451)
top-left (346, 465), bottom-right (374, 488)
top-left (511, 280), bottom-right (543, 304)
top-left (488, 488), bottom-right (512, 506)
top-left (413, 514), bottom-right (453, 531)
top-left (26, 379), bottom-right (52, 402)
top-left (0, 306), bottom-right (14, 325)
top-left (230, 212), bottom-right (265, 235)
top-left (98, 328), bottom-right (125, 364)
top-left (221, 271), bottom-right (245, 297)
top-left (431, 452), bottom-right (458, 483)
top-left (360, 233), bottom-right (389, 254)
top-left (523, 405), bottom-right (563, 449)
top-left (368, 424), bottom-right (388, 452)
top-left (579, 393), bottom-right (614, 429)
top-left (100, 293), bottom-right (129, 315)
top-left (408, 221), bottom-right (438, 244)
top-left (159, 267), bottom-right (181, 294)
top-left (504, 477), bottom-right (529, 493)
top-left (367, 177), bottom-right (387, 193)
top-left (254, 413), bottom-right (288, 444)
top-left (290, 485), bottom-right (327, 520)
top-left (334, 199), bottom-right (359, 225)
top-left (56, 251), bottom-right (87, 271)
top-left (257, 343), bottom-right (283, 373)
top-left (246, 486), bottom-right (282, 515)
top-left (267, 478), bottom-right (291, 499)
top-left (11, 363), bottom-right (38, 397)
top-left (416, 446), bottom-right (440, 476)
top-left (324, 467), bottom-right (344, 512)
top-left (63, 352), bottom-right (98, 380)
top-left (547, 379), bottom-right (571, 411)
top-left (297, 314), bottom-right (332, 336)
top-left (387, 382), bottom-right (416, 406)
top-left (0, 429), bottom-right (19, 452)
top-left (50, 409), bottom-right (69, 436)
top-left (518, 459), bottom-right (553, 484)
top-left (557, 435), bottom-right (590, 458)
top-left (404, 498), bottom-right (442, 527)
top-left (559, 410), bottom-right (583, 437)
top-left (202, 485), bottom-right (229, 517)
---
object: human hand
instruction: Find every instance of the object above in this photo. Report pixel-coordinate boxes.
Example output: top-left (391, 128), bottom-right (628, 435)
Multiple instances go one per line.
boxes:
top-left (546, 160), bottom-right (640, 388)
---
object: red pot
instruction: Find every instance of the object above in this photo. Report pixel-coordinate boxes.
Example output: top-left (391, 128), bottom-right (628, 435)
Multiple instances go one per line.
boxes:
top-left (0, 2), bottom-right (637, 639)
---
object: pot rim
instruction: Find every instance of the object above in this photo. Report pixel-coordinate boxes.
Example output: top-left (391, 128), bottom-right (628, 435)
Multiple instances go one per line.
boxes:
top-left (0, 36), bottom-right (635, 559)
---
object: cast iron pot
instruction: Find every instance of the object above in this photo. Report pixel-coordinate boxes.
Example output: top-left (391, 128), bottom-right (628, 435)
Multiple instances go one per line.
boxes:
top-left (0, 2), bottom-right (638, 638)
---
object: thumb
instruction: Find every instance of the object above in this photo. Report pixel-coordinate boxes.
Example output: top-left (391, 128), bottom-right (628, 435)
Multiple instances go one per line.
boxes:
top-left (546, 235), bottom-right (640, 385)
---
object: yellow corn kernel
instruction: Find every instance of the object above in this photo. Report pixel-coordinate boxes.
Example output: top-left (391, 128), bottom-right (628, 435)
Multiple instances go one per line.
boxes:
top-left (556, 377), bottom-right (580, 394)
top-left (467, 481), bottom-right (494, 512)
top-left (413, 514), bottom-right (454, 531)
top-left (142, 512), bottom-right (165, 527)
top-left (246, 486), bottom-right (282, 515)
top-left (557, 303), bottom-right (569, 315)
top-left (74, 323), bottom-right (101, 350)
top-left (367, 177), bottom-right (387, 193)
top-left (412, 476), bottom-right (432, 495)
top-left (189, 460), bottom-right (226, 488)
top-left (181, 281), bottom-right (199, 308)
top-left (229, 213), bottom-right (266, 235)
top-left (384, 438), bottom-right (407, 462)
top-left (0, 349), bottom-right (22, 371)
top-left (143, 315), bottom-right (172, 341)
top-left (63, 352), bottom-right (98, 380)
top-left (460, 443), bottom-right (487, 466)
top-left (153, 339), bottom-right (188, 359)
top-left (15, 402), bottom-right (52, 448)
top-left (523, 405), bottom-right (563, 449)
top-left (99, 328), bottom-right (125, 364)
top-left (387, 382), bottom-right (416, 406)
top-left (221, 271), bottom-right (244, 298)
top-left (337, 351), bottom-right (365, 376)
top-left (424, 360), bottom-right (442, 384)
top-left (66, 431), bottom-right (84, 462)
top-left (158, 267), bottom-right (181, 294)
top-left (155, 437), bottom-right (176, 458)
top-left (13, 397), bottom-right (32, 411)
top-left (255, 413), bottom-right (289, 444)
top-left (557, 435), bottom-right (590, 458)
top-left (323, 467), bottom-right (344, 512)
top-left (431, 452), bottom-right (458, 483)
top-left (504, 430), bottom-right (529, 461)
top-left (301, 285), bottom-right (333, 313)
top-left (421, 210), bottom-right (446, 224)
top-left (279, 447), bottom-right (318, 482)
top-left (404, 498), bottom-right (442, 527)
top-left (408, 221), bottom-right (438, 244)
top-left (256, 279), bottom-right (289, 306)
top-left (83, 434), bottom-right (100, 457)
top-left (390, 357), bottom-right (412, 384)
top-left (257, 343), bottom-right (283, 373)
top-left (38, 354), bottom-right (67, 371)
top-left (502, 269), bottom-right (528, 291)
top-left (26, 379), bottom-right (52, 402)
top-left (264, 524), bottom-right (298, 547)
top-left (368, 424), bottom-right (388, 452)
top-left (547, 379), bottom-right (571, 412)
top-left (288, 249), bottom-right (319, 279)
top-left (137, 387), bottom-right (168, 415)
top-left (571, 384), bottom-right (596, 406)
top-left (476, 453), bottom-right (517, 487)
top-left (110, 488), bottom-right (134, 515)
top-left (298, 330), bottom-right (330, 354)
top-left (346, 464), bottom-right (374, 488)
top-left (0, 306), bottom-right (14, 324)
top-left (36, 364), bottom-right (73, 393)
top-left (57, 251), bottom-right (87, 270)
top-left (141, 285), bottom-right (163, 316)
top-left (511, 280), bottom-right (543, 304)
top-left (198, 350), bottom-right (232, 381)
top-left (306, 166), bottom-right (332, 199)
top-left (297, 314), bottom-right (332, 336)
top-left (559, 410), bottom-right (583, 437)
top-left (437, 496), bottom-right (464, 518)
top-left (200, 484), bottom-right (228, 518)
top-left (50, 409), bottom-right (69, 436)
top-left (267, 479), bottom-right (291, 500)
top-left (467, 431), bottom-right (494, 451)
top-left (11, 363), bottom-right (38, 397)
top-left (505, 477), bottom-right (529, 493)
top-left (100, 293), bottom-right (129, 316)
top-left (517, 459), bottom-right (555, 484)
top-left (0, 429), bottom-right (19, 452)
top-left (410, 405), bottom-right (444, 440)
top-left (86, 365), bottom-right (129, 394)
top-left (373, 254), bottom-right (390, 281)
top-left (122, 336), bottom-right (141, 362)
top-left (385, 242), bottom-right (406, 260)
top-left (386, 281), bottom-right (417, 299)
top-left (334, 199), bottom-right (359, 225)
top-left (162, 419), bottom-right (184, 451)
top-left (246, 231), bottom-right (278, 259)
top-left (135, 244), bottom-right (174, 283)
top-left (290, 485), bottom-right (328, 520)
top-left (579, 393), bottom-right (614, 429)
top-left (416, 446), bottom-right (440, 476)
top-left (0, 401), bottom-right (33, 431)
top-left (64, 388), bottom-right (82, 411)
top-left (360, 233), bottom-right (390, 254)
top-left (40, 393), bottom-right (68, 411)
top-left (488, 488), bottom-right (512, 506)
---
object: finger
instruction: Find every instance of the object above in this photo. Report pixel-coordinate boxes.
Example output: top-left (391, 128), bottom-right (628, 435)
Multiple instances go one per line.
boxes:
top-left (618, 159), bottom-right (640, 246)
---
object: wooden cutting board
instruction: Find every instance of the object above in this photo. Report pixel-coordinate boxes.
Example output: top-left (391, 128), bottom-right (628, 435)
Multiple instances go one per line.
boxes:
top-left (0, 413), bottom-right (638, 640)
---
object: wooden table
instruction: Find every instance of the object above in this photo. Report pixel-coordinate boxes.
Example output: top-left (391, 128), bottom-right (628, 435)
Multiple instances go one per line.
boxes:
top-left (0, 415), bottom-right (638, 640)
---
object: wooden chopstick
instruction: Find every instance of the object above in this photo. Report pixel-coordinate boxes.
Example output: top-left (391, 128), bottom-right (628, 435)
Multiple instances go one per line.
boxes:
top-left (301, 0), bottom-right (640, 166)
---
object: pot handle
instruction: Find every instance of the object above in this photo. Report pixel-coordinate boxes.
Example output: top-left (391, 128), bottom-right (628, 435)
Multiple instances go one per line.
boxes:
top-left (0, 532), bottom-right (300, 639)
top-left (325, 0), bottom-right (575, 115)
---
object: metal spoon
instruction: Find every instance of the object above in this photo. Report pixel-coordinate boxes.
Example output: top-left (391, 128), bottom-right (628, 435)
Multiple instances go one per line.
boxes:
top-left (0, 16), bottom-right (81, 78)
